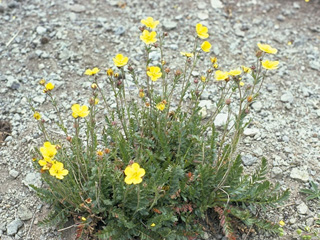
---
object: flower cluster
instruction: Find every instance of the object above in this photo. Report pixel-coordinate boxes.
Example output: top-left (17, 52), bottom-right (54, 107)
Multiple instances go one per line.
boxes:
top-left (38, 142), bottom-right (68, 179)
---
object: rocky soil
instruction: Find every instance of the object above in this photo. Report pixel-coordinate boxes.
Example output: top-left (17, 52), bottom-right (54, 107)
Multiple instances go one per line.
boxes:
top-left (0, 0), bottom-right (319, 239)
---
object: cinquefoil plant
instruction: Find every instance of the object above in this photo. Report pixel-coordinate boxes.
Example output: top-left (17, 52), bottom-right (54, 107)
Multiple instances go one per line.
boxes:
top-left (30, 17), bottom-right (289, 240)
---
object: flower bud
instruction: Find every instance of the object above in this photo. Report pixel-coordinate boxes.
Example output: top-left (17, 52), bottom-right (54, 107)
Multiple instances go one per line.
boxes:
top-left (245, 108), bottom-right (250, 114)
top-left (161, 60), bottom-right (166, 65)
top-left (256, 50), bottom-right (263, 58)
top-left (154, 43), bottom-right (159, 48)
top-left (139, 26), bottom-right (145, 32)
top-left (175, 69), bottom-right (182, 76)
top-left (39, 79), bottom-right (46, 85)
top-left (117, 80), bottom-right (122, 87)
top-left (165, 68), bottom-right (170, 74)
top-left (225, 99), bottom-right (231, 105)
top-left (104, 148), bottom-right (111, 154)
top-left (127, 66), bottom-right (133, 71)
top-left (164, 32), bottom-right (168, 37)
top-left (247, 95), bottom-right (253, 102)
top-left (67, 136), bottom-right (72, 142)
top-left (195, 90), bottom-right (200, 97)
top-left (194, 79), bottom-right (199, 84)
top-left (111, 121), bottom-right (117, 126)
top-left (91, 83), bottom-right (97, 89)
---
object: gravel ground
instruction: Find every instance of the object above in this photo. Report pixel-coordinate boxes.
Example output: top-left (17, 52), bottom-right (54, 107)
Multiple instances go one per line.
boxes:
top-left (0, 0), bottom-right (319, 239)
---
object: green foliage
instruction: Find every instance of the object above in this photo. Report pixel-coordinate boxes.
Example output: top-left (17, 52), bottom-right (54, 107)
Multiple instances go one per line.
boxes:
top-left (30, 18), bottom-right (289, 240)
top-left (301, 181), bottom-right (320, 201)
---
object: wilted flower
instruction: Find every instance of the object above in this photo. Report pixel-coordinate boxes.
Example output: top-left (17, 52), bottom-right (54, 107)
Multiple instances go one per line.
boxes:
top-left (241, 66), bottom-right (251, 73)
top-left (39, 79), bottom-right (46, 85)
top-left (107, 68), bottom-right (113, 76)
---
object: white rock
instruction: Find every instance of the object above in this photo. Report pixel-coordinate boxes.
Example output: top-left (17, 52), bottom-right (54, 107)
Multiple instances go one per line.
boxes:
top-left (36, 26), bottom-right (46, 35)
top-left (243, 128), bottom-right (260, 137)
top-left (280, 91), bottom-right (294, 103)
top-left (210, 0), bottom-right (223, 8)
top-left (199, 100), bottom-right (213, 110)
top-left (214, 113), bottom-right (228, 128)
top-left (290, 168), bottom-right (309, 182)
top-left (6, 219), bottom-right (23, 236)
top-left (297, 202), bottom-right (309, 215)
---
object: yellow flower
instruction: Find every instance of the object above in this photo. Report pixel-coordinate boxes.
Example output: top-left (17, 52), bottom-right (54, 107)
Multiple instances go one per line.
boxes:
top-left (107, 68), bottom-right (113, 76)
top-left (124, 163), bottom-right (145, 185)
top-left (228, 69), bottom-right (242, 76)
top-left (139, 91), bottom-right (145, 98)
top-left (196, 23), bottom-right (209, 39)
top-left (241, 66), bottom-right (251, 73)
top-left (215, 70), bottom-right (229, 81)
top-left (147, 66), bottom-right (162, 81)
top-left (201, 41), bottom-right (211, 52)
top-left (45, 82), bottom-right (55, 90)
top-left (279, 220), bottom-right (285, 227)
top-left (140, 30), bottom-right (157, 45)
top-left (84, 67), bottom-right (100, 76)
top-left (305, 0), bottom-right (309, 2)
top-left (33, 111), bottom-right (41, 120)
top-left (49, 161), bottom-right (69, 180)
top-left (113, 54), bottom-right (129, 67)
top-left (97, 150), bottom-right (104, 156)
top-left (39, 79), bottom-right (46, 85)
top-left (180, 52), bottom-right (194, 58)
top-left (213, 63), bottom-right (218, 69)
top-left (201, 76), bottom-right (206, 82)
top-left (150, 223), bottom-right (156, 227)
top-left (262, 60), bottom-right (279, 70)
top-left (38, 158), bottom-right (53, 170)
top-left (72, 104), bottom-right (90, 118)
top-left (91, 83), bottom-right (97, 89)
top-left (210, 57), bottom-right (217, 63)
top-left (40, 142), bottom-right (57, 160)
top-left (141, 17), bottom-right (159, 29)
top-left (257, 43), bottom-right (277, 54)
top-left (81, 217), bottom-right (87, 221)
top-left (94, 98), bottom-right (99, 105)
top-left (239, 81), bottom-right (244, 87)
top-left (156, 102), bottom-right (165, 111)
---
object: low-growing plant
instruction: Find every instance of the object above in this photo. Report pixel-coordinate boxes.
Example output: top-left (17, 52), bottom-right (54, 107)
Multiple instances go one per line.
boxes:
top-left (296, 181), bottom-right (320, 239)
top-left (30, 17), bottom-right (289, 239)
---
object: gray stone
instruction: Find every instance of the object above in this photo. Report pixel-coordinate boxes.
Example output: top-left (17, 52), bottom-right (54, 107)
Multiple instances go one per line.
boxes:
top-left (242, 154), bottom-right (258, 166)
top-left (114, 26), bottom-right (125, 36)
top-left (0, 4), bottom-right (5, 13)
top-left (277, 14), bottom-right (285, 22)
top-left (17, 205), bottom-right (33, 221)
top-left (252, 101), bottom-right (262, 112)
top-left (243, 128), bottom-right (260, 137)
top-left (36, 26), bottom-right (47, 35)
top-left (214, 113), bottom-right (228, 128)
top-left (271, 167), bottom-right (282, 178)
top-left (200, 107), bottom-right (208, 119)
top-left (197, 2), bottom-right (207, 10)
top-left (149, 51), bottom-right (161, 61)
top-left (197, 12), bottom-right (209, 20)
top-left (297, 202), bottom-right (308, 215)
top-left (9, 169), bottom-right (19, 179)
top-left (23, 172), bottom-right (42, 188)
top-left (33, 95), bottom-right (45, 104)
top-left (293, 2), bottom-right (300, 9)
top-left (199, 100), bottom-right (213, 109)
top-left (310, 60), bottom-right (320, 71)
top-left (6, 76), bottom-right (20, 90)
top-left (6, 219), bottom-right (23, 236)
top-left (290, 168), bottom-right (309, 182)
top-left (69, 4), bottom-right (86, 13)
top-left (280, 92), bottom-right (294, 103)
top-left (163, 20), bottom-right (177, 31)
top-left (210, 0), bottom-right (223, 8)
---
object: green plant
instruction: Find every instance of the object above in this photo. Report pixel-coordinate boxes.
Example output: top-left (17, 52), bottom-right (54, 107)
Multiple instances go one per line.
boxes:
top-left (29, 17), bottom-right (289, 239)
